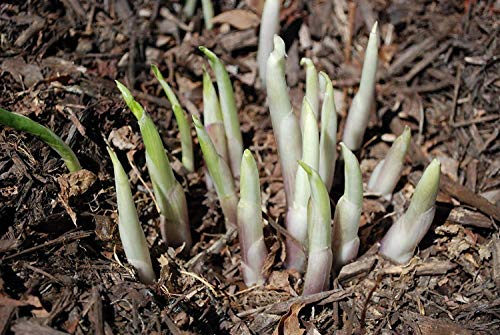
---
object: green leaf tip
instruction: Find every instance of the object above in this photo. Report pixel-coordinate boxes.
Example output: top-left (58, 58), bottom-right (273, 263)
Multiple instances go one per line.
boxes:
top-left (298, 160), bottom-right (313, 175)
top-left (300, 57), bottom-right (313, 67)
top-left (192, 114), bottom-right (203, 128)
top-left (199, 46), bottom-right (217, 61)
top-left (271, 35), bottom-right (286, 58)
top-left (0, 107), bottom-right (82, 172)
top-left (371, 21), bottom-right (378, 35)
top-left (115, 80), bottom-right (144, 120)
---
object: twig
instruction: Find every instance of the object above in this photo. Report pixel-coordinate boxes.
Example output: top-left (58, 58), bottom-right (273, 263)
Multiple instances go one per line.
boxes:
top-left (449, 64), bottom-right (463, 123)
top-left (1, 230), bottom-right (93, 261)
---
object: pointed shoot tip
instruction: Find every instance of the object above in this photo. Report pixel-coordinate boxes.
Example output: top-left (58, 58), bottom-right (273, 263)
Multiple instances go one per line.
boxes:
top-left (371, 21), bottom-right (378, 34)
top-left (298, 160), bottom-right (312, 175)
top-left (192, 115), bottom-right (203, 128)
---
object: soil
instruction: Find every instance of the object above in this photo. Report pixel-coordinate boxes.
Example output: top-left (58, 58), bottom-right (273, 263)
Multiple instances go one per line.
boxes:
top-left (1, 0), bottom-right (499, 334)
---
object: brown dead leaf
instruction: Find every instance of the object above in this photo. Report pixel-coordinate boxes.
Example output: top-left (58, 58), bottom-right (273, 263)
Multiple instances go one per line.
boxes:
top-left (58, 169), bottom-right (97, 224)
top-left (108, 126), bottom-right (140, 150)
top-left (272, 303), bottom-right (305, 335)
top-left (211, 10), bottom-right (260, 30)
top-left (0, 56), bottom-right (43, 88)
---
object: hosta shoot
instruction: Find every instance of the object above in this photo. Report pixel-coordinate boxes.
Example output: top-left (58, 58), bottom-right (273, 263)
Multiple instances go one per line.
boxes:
top-left (257, 0), bottom-right (281, 87)
top-left (116, 81), bottom-right (192, 251)
top-left (203, 68), bottom-right (229, 163)
top-left (299, 161), bottom-right (332, 296)
top-left (300, 58), bottom-right (319, 122)
top-left (107, 147), bottom-right (155, 285)
top-left (151, 65), bottom-right (194, 172)
top-left (193, 115), bottom-right (237, 230)
top-left (285, 100), bottom-right (319, 272)
top-left (238, 150), bottom-right (268, 286)
top-left (332, 143), bottom-right (362, 271)
top-left (318, 72), bottom-right (338, 191)
top-left (368, 126), bottom-right (411, 199)
top-left (201, 0), bottom-right (214, 30)
top-left (199, 47), bottom-right (243, 178)
top-left (342, 22), bottom-right (379, 150)
top-left (0, 107), bottom-right (81, 172)
top-left (266, 35), bottom-right (302, 206)
top-left (379, 159), bottom-right (441, 264)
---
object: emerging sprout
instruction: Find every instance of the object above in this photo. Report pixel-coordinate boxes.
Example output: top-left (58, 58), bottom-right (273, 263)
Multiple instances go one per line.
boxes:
top-left (342, 22), bottom-right (379, 150)
top-left (184, 0), bottom-right (198, 18)
top-left (368, 126), bottom-right (411, 199)
top-left (299, 161), bottom-right (333, 296)
top-left (199, 47), bottom-right (243, 178)
top-left (201, 0), bottom-right (214, 30)
top-left (300, 58), bottom-right (319, 122)
top-left (203, 68), bottom-right (229, 163)
top-left (116, 81), bottom-right (192, 251)
top-left (286, 100), bottom-right (319, 271)
top-left (266, 35), bottom-right (302, 206)
top-left (107, 147), bottom-right (155, 285)
top-left (0, 107), bottom-right (81, 172)
top-left (318, 72), bottom-right (338, 191)
top-left (238, 150), bottom-right (268, 286)
top-left (151, 65), bottom-right (194, 172)
top-left (331, 143), bottom-right (362, 271)
top-left (193, 115), bottom-right (238, 230)
top-left (257, 0), bottom-right (281, 87)
top-left (379, 159), bottom-right (441, 264)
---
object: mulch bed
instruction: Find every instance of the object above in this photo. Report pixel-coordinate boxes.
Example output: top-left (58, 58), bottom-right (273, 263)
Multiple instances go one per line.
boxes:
top-left (0, 0), bottom-right (499, 334)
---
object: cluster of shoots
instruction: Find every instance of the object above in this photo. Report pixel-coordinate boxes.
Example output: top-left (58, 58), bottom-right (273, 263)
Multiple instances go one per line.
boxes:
top-left (103, 22), bottom-right (437, 289)
top-left (264, 23), bottom-right (440, 295)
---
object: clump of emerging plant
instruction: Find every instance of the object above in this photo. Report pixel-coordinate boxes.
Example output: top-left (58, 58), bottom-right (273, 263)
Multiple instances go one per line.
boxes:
top-left (342, 22), bottom-right (379, 150)
top-left (0, 107), bottom-right (81, 172)
top-left (266, 35), bottom-right (302, 207)
top-left (286, 100), bottom-right (318, 271)
top-left (368, 126), bottom-right (411, 199)
top-left (331, 143), bottom-right (362, 271)
top-left (266, 37), bottom-right (339, 272)
top-left (238, 150), bottom-right (268, 286)
top-left (299, 161), bottom-right (332, 296)
top-left (199, 47), bottom-right (243, 178)
top-left (193, 115), bottom-right (238, 230)
top-left (257, 0), bottom-right (281, 87)
top-left (151, 65), bottom-right (194, 172)
top-left (379, 159), bottom-right (441, 264)
top-left (107, 147), bottom-right (155, 284)
top-left (116, 81), bottom-right (192, 251)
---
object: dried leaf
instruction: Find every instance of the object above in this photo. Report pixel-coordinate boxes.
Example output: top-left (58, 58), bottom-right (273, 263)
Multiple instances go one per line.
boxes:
top-left (211, 10), bottom-right (260, 30)
top-left (272, 303), bottom-right (305, 335)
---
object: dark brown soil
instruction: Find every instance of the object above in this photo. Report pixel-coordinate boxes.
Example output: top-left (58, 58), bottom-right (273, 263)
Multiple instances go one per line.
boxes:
top-left (0, 0), bottom-right (499, 334)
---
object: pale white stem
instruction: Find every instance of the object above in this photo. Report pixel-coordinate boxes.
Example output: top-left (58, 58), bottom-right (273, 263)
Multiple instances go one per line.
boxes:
top-left (300, 58), bottom-right (319, 123)
top-left (238, 150), bottom-right (268, 286)
top-left (379, 159), bottom-right (441, 263)
top-left (342, 22), bottom-right (379, 150)
top-left (199, 47), bottom-right (243, 178)
top-left (203, 69), bottom-right (229, 163)
top-left (266, 35), bottom-right (302, 206)
top-left (299, 162), bottom-right (333, 295)
top-left (332, 143), bottom-right (362, 270)
top-left (201, 0), bottom-right (214, 30)
top-left (318, 72), bottom-right (338, 190)
top-left (285, 100), bottom-right (319, 271)
top-left (257, 0), bottom-right (281, 87)
top-left (368, 126), bottom-right (411, 199)
top-left (108, 147), bottom-right (155, 285)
